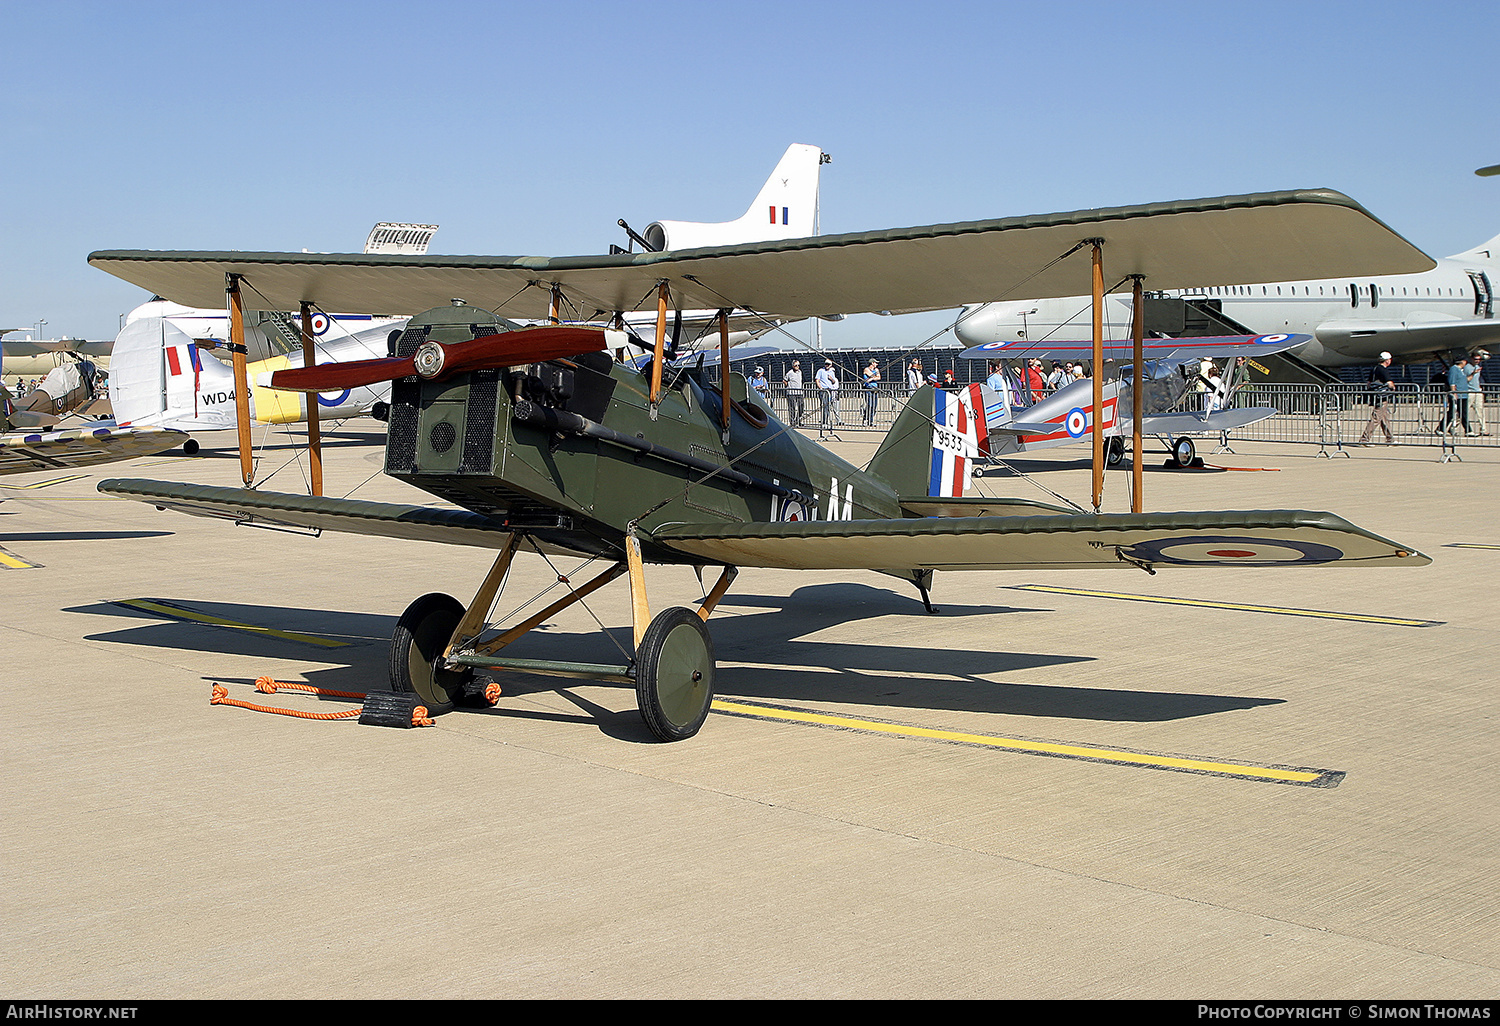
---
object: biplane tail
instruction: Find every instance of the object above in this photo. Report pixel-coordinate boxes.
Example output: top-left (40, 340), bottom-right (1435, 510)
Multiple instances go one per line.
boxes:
top-left (868, 383), bottom-right (1016, 499)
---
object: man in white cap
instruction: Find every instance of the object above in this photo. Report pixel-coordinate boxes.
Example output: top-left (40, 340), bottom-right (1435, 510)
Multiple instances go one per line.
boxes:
top-left (1358, 352), bottom-right (1396, 444)
top-left (1466, 350), bottom-right (1489, 435)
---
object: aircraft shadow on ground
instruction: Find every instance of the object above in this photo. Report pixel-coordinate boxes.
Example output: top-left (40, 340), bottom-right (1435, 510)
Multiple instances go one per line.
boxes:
top-left (69, 600), bottom-right (393, 672)
top-left (481, 582), bottom-right (1281, 724)
top-left (68, 582), bottom-right (1280, 730)
top-left (190, 432), bottom-right (384, 458)
top-left (1, 531), bottom-right (174, 542)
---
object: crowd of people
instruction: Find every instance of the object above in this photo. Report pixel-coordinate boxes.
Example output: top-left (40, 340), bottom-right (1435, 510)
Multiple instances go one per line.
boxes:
top-left (1359, 348), bottom-right (1490, 443)
top-left (744, 348), bottom-right (1495, 443)
top-left (745, 354), bottom-right (1099, 431)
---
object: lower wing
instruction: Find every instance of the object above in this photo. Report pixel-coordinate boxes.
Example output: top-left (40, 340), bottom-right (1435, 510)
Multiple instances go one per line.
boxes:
top-left (650, 510), bottom-right (1428, 570)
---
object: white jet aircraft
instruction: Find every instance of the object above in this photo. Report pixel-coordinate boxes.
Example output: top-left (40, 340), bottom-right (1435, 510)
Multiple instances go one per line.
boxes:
top-left (953, 229), bottom-right (1500, 367)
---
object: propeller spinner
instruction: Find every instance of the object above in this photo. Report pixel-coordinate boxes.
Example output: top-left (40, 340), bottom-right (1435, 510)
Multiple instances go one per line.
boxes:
top-left (268, 325), bottom-right (614, 393)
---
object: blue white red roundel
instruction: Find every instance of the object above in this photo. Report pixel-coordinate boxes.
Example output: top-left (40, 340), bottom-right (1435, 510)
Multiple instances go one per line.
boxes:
top-left (1064, 408), bottom-right (1088, 437)
top-left (1121, 535), bottom-right (1344, 566)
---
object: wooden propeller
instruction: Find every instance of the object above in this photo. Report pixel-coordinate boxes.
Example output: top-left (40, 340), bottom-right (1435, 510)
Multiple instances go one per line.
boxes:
top-left (268, 326), bottom-right (608, 393)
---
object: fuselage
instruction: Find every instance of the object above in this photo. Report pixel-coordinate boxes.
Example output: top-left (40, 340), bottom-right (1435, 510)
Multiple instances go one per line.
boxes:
top-left (955, 240), bottom-right (1500, 366)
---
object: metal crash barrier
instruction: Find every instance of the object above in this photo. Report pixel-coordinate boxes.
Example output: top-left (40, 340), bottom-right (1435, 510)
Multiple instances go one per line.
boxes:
top-left (1229, 384), bottom-right (1498, 457)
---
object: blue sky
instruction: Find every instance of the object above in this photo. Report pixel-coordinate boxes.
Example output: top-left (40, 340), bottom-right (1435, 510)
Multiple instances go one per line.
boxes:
top-left (3, 0), bottom-right (1496, 348)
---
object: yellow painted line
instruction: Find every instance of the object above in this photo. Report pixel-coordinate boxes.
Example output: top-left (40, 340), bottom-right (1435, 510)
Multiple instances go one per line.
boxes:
top-left (0, 474), bottom-right (88, 490)
top-left (0, 546), bottom-right (42, 570)
top-left (1446, 543), bottom-right (1500, 550)
top-left (711, 699), bottom-right (1338, 786)
top-left (110, 598), bottom-right (350, 648)
top-left (1009, 584), bottom-right (1442, 628)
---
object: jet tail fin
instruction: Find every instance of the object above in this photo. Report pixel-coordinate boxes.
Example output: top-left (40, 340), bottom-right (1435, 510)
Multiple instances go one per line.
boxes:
top-left (1447, 231), bottom-right (1500, 262)
top-left (642, 143), bottom-right (825, 251)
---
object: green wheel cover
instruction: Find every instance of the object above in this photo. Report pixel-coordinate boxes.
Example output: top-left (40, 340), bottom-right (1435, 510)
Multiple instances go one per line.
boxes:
top-left (635, 607), bottom-right (715, 742)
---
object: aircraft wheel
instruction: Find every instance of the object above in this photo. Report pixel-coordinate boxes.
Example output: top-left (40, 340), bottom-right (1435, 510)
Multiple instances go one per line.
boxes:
top-left (182, 438), bottom-right (200, 456)
top-left (1172, 436), bottom-right (1196, 468)
top-left (1106, 437), bottom-right (1125, 467)
top-left (389, 592), bottom-right (471, 716)
top-left (634, 607), bottom-right (715, 742)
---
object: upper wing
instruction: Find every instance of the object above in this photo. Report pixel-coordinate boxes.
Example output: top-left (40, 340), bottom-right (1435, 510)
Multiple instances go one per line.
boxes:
top-left (649, 510), bottom-right (1429, 571)
top-left (960, 333), bottom-right (1311, 364)
top-left (0, 425), bottom-right (187, 477)
top-left (89, 190), bottom-right (1432, 321)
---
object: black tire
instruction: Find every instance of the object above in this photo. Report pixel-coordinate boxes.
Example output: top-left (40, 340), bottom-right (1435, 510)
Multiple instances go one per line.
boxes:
top-left (389, 593), bottom-right (471, 716)
top-left (182, 438), bottom-right (200, 456)
top-left (1172, 436), bottom-right (1196, 468)
top-left (1106, 437), bottom-right (1125, 467)
top-left (635, 607), bottom-right (715, 742)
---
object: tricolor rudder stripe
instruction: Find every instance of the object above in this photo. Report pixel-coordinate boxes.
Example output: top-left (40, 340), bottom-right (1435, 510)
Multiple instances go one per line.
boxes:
top-left (929, 387), bottom-right (987, 498)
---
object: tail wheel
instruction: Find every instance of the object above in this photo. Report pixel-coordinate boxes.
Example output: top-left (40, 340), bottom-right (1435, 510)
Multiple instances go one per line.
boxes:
top-left (389, 592), bottom-right (471, 716)
top-left (1172, 436), bottom-right (1196, 467)
top-left (635, 607), bottom-right (715, 742)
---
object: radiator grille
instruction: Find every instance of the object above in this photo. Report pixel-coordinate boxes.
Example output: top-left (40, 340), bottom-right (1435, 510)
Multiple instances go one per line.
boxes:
top-left (460, 370), bottom-right (500, 474)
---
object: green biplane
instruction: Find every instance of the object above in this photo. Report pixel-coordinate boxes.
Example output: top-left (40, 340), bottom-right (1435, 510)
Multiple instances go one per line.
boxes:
top-left (91, 188), bottom-right (1434, 741)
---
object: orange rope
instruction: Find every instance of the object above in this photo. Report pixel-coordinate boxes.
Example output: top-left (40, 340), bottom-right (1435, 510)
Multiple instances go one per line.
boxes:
top-left (212, 683), bottom-right (361, 721)
top-left (254, 675), bottom-right (368, 699)
top-left (212, 681), bottom-right (434, 727)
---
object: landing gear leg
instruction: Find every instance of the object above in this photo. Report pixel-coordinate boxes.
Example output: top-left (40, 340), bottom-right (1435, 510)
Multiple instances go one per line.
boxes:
top-left (912, 568), bottom-right (938, 614)
top-left (626, 531), bottom-right (720, 741)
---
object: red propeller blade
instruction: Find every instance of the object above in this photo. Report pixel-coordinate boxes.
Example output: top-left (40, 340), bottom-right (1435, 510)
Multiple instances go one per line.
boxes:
top-left (442, 327), bottom-right (607, 376)
top-left (270, 356), bottom-right (415, 393)
top-left (268, 326), bottom-right (608, 393)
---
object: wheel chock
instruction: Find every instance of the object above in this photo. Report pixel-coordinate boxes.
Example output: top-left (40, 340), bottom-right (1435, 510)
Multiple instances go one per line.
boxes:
top-left (359, 691), bottom-right (434, 728)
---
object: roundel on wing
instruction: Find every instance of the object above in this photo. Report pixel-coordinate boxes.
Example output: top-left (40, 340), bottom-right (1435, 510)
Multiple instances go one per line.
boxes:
top-left (1254, 334), bottom-right (1289, 345)
top-left (979, 341), bottom-right (1013, 351)
top-left (1120, 535), bottom-right (1344, 566)
top-left (309, 313), bottom-right (331, 336)
top-left (317, 389), bottom-right (352, 407)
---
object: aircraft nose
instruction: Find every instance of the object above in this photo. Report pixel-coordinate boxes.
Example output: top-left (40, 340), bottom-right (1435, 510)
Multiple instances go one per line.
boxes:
top-left (955, 303), bottom-right (1015, 345)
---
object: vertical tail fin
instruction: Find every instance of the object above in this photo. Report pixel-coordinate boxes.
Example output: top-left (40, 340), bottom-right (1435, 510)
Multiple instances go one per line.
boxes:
top-left (741, 142), bottom-right (825, 239)
top-left (867, 383), bottom-right (1012, 497)
top-left (642, 143), bottom-right (826, 251)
